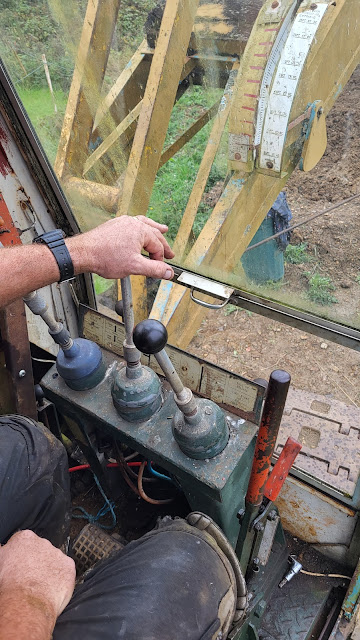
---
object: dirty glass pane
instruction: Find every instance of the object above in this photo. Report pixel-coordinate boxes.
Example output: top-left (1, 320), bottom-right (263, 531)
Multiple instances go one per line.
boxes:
top-left (0, 0), bottom-right (359, 337)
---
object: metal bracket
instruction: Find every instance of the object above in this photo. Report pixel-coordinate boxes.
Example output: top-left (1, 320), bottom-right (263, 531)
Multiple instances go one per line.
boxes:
top-left (178, 271), bottom-right (234, 309)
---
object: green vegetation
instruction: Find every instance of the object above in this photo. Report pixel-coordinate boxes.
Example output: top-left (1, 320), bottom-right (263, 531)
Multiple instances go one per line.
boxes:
top-left (224, 304), bottom-right (238, 316)
top-left (305, 272), bottom-right (338, 305)
top-left (284, 242), bottom-right (311, 264)
top-left (18, 87), bottom-right (67, 163)
top-left (265, 279), bottom-right (288, 290)
top-left (93, 275), bottom-right (115, 296)
top-left (1, 2), bottom-right (226, 248)
top-left (224, 305), bottom-right (253, 318)
top-left (0, 0), bottom-right (157, 93)
top-left (148, 85), bottom-right (226, 243)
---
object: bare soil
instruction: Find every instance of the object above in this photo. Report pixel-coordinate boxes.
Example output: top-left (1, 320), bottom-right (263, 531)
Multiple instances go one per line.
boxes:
top-left (189, 67), bottom-right (360, 408)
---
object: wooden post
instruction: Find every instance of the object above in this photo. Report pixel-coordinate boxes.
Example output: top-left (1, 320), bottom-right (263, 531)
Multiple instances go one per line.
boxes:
top-left (53, 0), bottom-right (121, 180)
top-left (117, 0), bottom-right (200, 323)
top-left (42, 54), bottom-right (57, 113)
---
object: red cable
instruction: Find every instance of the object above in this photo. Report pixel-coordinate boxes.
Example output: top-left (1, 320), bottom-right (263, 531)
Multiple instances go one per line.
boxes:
top-left (69, 462), bottom-right (144, 473)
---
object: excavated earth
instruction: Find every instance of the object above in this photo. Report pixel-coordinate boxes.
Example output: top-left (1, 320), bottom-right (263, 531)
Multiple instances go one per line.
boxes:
top-left (189, 67), bottom-right (360, 408)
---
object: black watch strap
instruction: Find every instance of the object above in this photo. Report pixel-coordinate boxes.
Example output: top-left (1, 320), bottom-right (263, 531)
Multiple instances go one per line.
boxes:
top-left (33, 230), bottom-right (74, 283)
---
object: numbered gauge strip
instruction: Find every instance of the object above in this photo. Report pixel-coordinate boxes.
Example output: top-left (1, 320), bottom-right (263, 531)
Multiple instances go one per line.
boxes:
top-left (258, 2), bottom-right (329, 173)
top-left (229, 0), bottom-right (329, 173)
top-left (228, 3), bottom-right (287, 168)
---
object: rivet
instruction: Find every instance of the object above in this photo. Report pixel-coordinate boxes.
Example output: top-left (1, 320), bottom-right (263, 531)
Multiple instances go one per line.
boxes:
top-left (271, 1), bottom-right (279, 8)
top-left (204, 406), bottom-right (212, 415)
top-left (310, 3), bottom-right (317, 8)
top-left (266, 160), bottom-right (274, 169)
top-left (18, 369), bottom-right (26, 378)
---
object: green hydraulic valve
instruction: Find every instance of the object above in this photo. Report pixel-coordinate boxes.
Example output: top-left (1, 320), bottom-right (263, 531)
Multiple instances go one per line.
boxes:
top-left (133, 319), bottom-right (229, 459)
top-left (111, 277), bottom-right (162, 422)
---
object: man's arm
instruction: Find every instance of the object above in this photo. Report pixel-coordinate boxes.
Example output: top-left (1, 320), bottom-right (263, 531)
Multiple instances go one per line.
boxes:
top-left (0, 215), bottom-right (175, 308)
top-left (0, 530), bottom-right (76, 640)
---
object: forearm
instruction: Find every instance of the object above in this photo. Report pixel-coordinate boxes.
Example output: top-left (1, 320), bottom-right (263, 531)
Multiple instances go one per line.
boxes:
top-left (0, 589), bottom-right (56, 640)
top-left (0, 216), bottom-right (174, 309)
top-left (0, 237), bottom-right (90, 308)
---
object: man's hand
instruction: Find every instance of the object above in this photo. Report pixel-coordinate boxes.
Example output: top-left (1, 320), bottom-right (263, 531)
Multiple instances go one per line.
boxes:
top-left (0, 215), bottom-right (175, 308)
top-left (0, 530), bottom-right (75, 639)
top-left (67, 215), bottom-right (175, 280)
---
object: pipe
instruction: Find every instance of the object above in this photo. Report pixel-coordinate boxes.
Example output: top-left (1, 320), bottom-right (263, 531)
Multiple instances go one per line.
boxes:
top-left (245, 369), bottom-right (291, 507)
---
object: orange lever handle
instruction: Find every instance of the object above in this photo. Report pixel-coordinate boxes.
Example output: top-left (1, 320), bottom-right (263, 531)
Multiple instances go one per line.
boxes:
top-left (264, 437), bottom-right (302, 502)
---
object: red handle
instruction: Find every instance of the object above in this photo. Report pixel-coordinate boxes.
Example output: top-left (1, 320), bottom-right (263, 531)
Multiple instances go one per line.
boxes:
top-left (264, 437), bottom-right (302, 502)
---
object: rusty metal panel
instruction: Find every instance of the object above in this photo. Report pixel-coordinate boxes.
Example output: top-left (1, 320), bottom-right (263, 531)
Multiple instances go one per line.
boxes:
top-left (0, 350), bottom-right (14, 414)
top-left (277, 388), bottom-right (360, 499)
top-left (0, 184), bottom-right (36, 418)
top-left (0, 105), bottom-right (81, 348)
top-left (276, 475), bottom-right (356, 549)
top-left (0, 300), bottom-right (37, 419)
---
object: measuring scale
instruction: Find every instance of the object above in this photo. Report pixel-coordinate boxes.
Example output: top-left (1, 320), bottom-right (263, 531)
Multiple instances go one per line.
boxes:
top-left (229, 0), bottom-right (330, 174)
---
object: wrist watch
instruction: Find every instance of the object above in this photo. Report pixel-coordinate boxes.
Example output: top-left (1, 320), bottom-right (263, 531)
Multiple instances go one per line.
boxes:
top-left (33, 230), bottom-right (74, 283)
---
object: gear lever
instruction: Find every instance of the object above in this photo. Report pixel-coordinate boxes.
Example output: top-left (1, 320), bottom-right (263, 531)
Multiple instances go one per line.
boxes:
top-left (133, 319), bottom-right (229, 459)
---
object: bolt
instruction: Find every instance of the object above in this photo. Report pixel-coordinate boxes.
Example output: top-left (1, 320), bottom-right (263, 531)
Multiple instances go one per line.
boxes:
top-left (204, 406), bottom-right (212, 415)
top-left (234, 153), bottom-right (241, 160)
top-left (268, 509), bottom-right (277, 521)
top-left (237, 508), bottom-right (245, 522)
top-left (266, 160), bottom-right (274, 169)
top-left (254, 522), bottom-right (264, 532)
top-left (52, 372), bottom-right (59, 379)
top-left (271, 1), bottom-right (279, 7)
top-left (252, 557), bottom-right (261, 573)
top-left (18, 369), bottom-right (26, 378)
top-left (310, 3), bottom-right (317, 8)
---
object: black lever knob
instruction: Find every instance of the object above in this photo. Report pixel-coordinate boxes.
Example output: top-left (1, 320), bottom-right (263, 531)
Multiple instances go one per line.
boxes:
top-left (114, 300), bottom-right (124, 318)
top-left (133, 319), bottom-right (168, 355)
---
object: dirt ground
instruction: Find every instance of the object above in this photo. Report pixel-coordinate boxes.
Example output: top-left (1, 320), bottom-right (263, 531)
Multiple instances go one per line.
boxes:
top-left (189, 67), bottom-right (360, 408)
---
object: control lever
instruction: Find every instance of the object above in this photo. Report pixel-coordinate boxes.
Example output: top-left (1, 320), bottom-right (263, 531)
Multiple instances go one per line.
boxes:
top-left (236, 369), bottom-right (291, 572)
top-left (111, 277), bottom-right (162, 422)
top-left (133, 319), bottom-right (229, 459)
top-left (24, 291), bottom-right (105, 390)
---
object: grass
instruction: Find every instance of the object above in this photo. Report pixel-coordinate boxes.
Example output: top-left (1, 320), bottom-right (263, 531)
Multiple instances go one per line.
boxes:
top-left (17, 82), bottom-right (228, 251)
top-left (285, 242), bottom-right (311, 264)
top-left (305, 272), bottom-right (338, 305)
top-left (18, 87), bottom-right (67, 163)
top-left (224, 304), bottom-right (253, 317)
top-left (147, 85), bottom-right (226, 244)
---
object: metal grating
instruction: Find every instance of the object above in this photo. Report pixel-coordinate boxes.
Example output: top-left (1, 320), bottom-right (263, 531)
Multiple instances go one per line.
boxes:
top-left (72, 524), bottom-right (124, 575)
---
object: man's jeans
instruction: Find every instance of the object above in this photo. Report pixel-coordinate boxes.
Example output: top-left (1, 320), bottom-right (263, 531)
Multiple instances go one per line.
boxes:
top-left (0, 415), bottom-right (236, 640)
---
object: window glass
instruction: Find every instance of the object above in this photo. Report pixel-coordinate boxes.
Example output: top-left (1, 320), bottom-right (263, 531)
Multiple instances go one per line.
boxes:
top-left (0, 0), bottom-right (359, 336)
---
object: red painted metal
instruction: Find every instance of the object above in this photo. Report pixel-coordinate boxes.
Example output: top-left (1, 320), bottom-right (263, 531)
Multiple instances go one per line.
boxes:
top-left (0, 136), bottom-right (37, 419)
top-left (246, 369), bottom-right (291, 507)
top-left (264, 437), bottom-right (302, 502)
